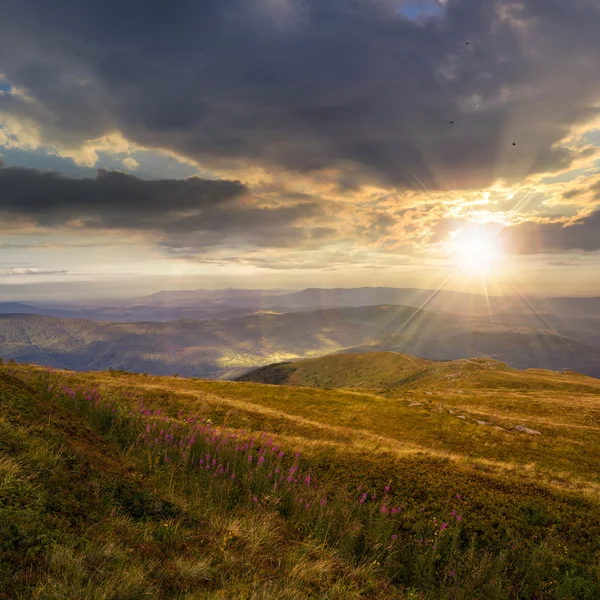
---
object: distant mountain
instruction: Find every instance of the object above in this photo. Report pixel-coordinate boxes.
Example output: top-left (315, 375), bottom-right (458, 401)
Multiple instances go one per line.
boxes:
top-left (1, 303), bottom-right (599, 378)
top-left (0, 302), bottom-right (74, 318)
top-left (9, 286), bottom-right (600, 323)
top-left (0, 302), bottom-right (41, 314)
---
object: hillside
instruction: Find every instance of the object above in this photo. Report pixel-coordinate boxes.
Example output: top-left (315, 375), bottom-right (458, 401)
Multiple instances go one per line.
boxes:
top-left (2, 361), bottom-right (600, 598)
top-left (238, 352), bottom-right (600, 394)
top-left (1, 303), bottom-right (599, 379)
top-left (240, 352), bottom-right (600, 399)
top-left (237, 352), bottom-right (430, 389)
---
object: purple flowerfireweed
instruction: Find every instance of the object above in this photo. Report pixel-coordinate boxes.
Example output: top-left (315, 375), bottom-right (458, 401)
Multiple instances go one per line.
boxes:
top-left (20, 367), bottom-right (470, 586)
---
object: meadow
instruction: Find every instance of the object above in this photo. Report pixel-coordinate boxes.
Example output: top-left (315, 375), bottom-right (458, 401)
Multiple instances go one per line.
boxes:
top-left (1, 357), bottom-right (600, 598)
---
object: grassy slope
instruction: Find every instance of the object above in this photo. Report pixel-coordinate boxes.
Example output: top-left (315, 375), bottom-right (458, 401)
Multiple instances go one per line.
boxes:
top-left (1, 368), bottom-right (401, 600)
top-left (236, 352), bottom-right (430, 389)
top-left (2, 360), bottom-right (600, 598)
top-left (238, 352), bottom-right (600, 394)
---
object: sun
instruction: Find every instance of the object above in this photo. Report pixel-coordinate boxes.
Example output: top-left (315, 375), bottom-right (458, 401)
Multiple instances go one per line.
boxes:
top-left (451, 230), bottom-right (502, 273)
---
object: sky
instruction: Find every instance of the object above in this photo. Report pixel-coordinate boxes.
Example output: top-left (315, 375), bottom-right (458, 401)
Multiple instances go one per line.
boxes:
top-left (1, 0), bottom-right (600, 300)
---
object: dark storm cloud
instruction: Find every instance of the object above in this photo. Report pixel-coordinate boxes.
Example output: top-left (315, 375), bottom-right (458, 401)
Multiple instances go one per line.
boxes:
top-left (0, 0), bottom-right (599, 190)
top-left (0, 163), bottom-right (246, 227)
top-left (500, 210), bottom-right (600, 253)
top-left (0, 164), bottom-right (325, 248)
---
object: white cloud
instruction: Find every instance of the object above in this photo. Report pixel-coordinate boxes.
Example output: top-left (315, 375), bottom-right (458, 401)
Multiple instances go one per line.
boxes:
top-left (5, 267), bottom-right (68, 275)
top-left (122, 157), bottom-right (140, 171)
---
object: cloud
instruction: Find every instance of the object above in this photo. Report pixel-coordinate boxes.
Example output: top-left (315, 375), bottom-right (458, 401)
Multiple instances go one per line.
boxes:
top-left (500, 210), bottom-right (600, 253)
top-left (0, 0), bottom-right (599, 190)
top-left (122, 157), bottom-right (139, 171)
top-left (0, 164), bottom-right (330, 250)
top-left (5, 267), bottom-right (68, 275)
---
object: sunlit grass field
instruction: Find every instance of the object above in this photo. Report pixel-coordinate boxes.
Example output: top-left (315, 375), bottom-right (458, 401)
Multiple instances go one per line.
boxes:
top-left (1, 358), bottom-right (600, 598)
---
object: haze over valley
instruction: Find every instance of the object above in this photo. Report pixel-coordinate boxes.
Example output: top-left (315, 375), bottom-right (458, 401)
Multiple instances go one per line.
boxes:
top-left (2, 286), bottom-right (599, 379)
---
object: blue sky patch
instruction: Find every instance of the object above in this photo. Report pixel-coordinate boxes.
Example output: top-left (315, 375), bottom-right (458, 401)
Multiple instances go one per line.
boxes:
top-left (398, 0), bottom-right (445, 21)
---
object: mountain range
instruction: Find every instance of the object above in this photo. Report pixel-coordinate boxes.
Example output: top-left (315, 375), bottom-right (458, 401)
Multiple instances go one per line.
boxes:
top-left (5, 286), bottom-right (600, 323)
top-left (1, 294), bottom-right (599, 378)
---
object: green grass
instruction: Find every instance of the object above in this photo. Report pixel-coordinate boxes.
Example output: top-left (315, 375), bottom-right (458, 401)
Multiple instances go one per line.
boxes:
top-left (2, 361), bottom-right (600, 598)
top-left (239, 353), bottom-right (600, 395)
top-left (236, 352), bottom-right (430, 389)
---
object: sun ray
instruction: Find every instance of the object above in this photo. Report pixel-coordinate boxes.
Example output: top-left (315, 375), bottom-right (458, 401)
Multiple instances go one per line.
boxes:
top-left (480, 272), bottom-right (492, 321)
top-left (380, 268), bottom-right (461, 344)
top-left (500, 275), bottom-right (556, 333)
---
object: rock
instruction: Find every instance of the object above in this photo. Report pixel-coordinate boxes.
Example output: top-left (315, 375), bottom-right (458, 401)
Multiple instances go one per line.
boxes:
top-left (514, 424), bottom-right (542, 435)
top-left (448, 409), bottom-right (456, 415)
top-left (409, 401), bottom-right (424, 407)
top-left (456, 415), bottom-right (466, 420)
top-left (475, 420), bottom-right (489, 426)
